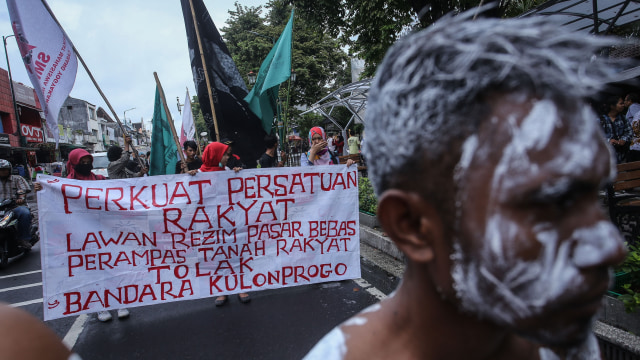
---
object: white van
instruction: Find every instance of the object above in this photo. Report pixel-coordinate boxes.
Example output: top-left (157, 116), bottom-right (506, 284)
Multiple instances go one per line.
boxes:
top-left (91, 152), bottom-right (109, 179)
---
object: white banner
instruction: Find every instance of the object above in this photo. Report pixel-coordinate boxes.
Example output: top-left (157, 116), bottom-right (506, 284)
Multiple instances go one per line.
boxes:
top-left (7, 0), bottom-right (78, 144)
top-left (179, 90), bottom-right (195, 146)
top-left (37, 166), bottom-right (360, 320)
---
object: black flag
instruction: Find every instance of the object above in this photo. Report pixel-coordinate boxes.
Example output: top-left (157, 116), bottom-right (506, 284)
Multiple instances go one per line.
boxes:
top-left (181, 0), bottom-right (266, 168)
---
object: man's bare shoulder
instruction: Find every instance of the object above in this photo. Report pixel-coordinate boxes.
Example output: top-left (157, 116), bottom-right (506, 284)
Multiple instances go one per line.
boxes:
top-left (304, 300), bottom-right (401, 360)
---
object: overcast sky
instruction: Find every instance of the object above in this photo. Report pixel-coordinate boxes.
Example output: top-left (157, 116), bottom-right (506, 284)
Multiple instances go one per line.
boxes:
top-left (0, 0), bottom-right (267, 131)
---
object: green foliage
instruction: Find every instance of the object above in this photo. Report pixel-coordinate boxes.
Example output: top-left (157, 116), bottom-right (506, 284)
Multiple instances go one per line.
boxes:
top-left (291, 0), bottom-right (548, 78)
top-left (358, 177), bottom-right (378, 214)
top-left (616, 242), bottom-right (640, 313)
top-left (221, 1), bottom-right (350, 112)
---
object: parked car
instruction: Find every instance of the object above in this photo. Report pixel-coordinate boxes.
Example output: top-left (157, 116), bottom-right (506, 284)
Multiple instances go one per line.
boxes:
top-left (91, 152), bottom-right (109, 179)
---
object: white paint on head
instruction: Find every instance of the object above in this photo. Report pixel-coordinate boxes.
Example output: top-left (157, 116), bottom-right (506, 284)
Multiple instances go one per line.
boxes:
top-left (344, 317), bottom-right (368, 327)
top-left (454, 134), bottom-right (478, 185)
top-left (361, 302), bottom-right (382, 314)
top-left (450, 97), bottom-right (620, 347)
top-left (572, 221), bottom-right (622, 268)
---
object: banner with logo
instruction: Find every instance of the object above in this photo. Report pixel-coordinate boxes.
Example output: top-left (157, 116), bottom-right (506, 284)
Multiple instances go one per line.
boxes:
top-left (7, 0), bottom-right (78, 144)
top-left (37, 166), bottom-right (360, 320)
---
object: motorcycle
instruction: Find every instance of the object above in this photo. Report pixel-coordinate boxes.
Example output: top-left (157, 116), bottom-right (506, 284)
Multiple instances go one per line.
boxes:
top-left (0, 191), bottom-right (39, 267)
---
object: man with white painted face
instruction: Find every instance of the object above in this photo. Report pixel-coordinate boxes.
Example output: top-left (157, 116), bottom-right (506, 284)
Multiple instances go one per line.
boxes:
top-left (304, 9), bottom-right (627, 360)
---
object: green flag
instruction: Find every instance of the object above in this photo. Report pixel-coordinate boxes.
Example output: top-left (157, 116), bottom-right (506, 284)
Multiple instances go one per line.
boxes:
top-left (150, 86), bottom-right (178, 175)
top-left (244, 9), bottom-right (294, 134)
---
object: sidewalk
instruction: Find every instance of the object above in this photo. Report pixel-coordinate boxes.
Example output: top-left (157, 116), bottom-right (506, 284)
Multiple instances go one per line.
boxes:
top-left (357, 216), bottom-right (640, 357)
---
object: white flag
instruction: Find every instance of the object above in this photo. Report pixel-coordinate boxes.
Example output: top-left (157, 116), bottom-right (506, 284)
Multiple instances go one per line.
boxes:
top-left (179, 89), bottom-right (195, 146)
top-left (7, 0), bottom-right (78, 143)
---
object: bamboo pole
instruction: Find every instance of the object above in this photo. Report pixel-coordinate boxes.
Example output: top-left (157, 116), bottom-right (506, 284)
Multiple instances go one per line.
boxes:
top-left (39, 0), bottom-right (145, 169)
top-left (187, 0), bottom-right (220, 142)
top-left (154, 72), bottom-right (186, 167)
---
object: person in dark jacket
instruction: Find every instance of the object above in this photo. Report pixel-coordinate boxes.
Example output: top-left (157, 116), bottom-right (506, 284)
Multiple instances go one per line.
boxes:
top-left (175, 140), bottom-right (203, 175)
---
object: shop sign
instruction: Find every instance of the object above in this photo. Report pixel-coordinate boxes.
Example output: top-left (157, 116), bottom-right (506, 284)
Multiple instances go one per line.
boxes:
top-left (21, 124), bottom-right (43, 143)
top-left (0, 133), bottom-right (10, 146)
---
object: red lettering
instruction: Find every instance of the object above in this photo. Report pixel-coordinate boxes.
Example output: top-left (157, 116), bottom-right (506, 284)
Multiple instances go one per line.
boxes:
top-left (227, 177), bottom-right (243, 205)
top-left (303, 173), bottom-right (321, 193)
top-left (189, 206), bottom-right (213, 230)
top-left (130, 186), bottom-right (150, 210)
top-left (62, 184), bottom-right (83, 214)
top-left (188, 180), bottom-right (211, 204)
top-left (169, 182), bottom-right (191, 205)
top-left (105, 187), bottom-right (126, 211)
top-left (257, 175), bottom-right (274, 198)
top-left (85, 187), bottom-right (102, 210)
top-left (163, 208), bottom-right (187, 233)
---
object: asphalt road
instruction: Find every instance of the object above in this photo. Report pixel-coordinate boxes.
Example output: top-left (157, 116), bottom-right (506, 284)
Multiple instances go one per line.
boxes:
top-left (0, 234), bottom-right (402, 359)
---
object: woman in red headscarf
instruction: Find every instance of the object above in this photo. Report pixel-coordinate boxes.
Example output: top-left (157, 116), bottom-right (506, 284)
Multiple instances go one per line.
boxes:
top-left (34, 148), bottom-right (130, 322)
top-left (66, 149), bottom-right (106, 180)
top-left (199, 142), bottom-right (248, 306)
top-left (199, 142), bottom-right (232, 172)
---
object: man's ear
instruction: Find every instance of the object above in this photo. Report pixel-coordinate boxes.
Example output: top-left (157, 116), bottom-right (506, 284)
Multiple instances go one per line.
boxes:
top-left (377, 189), bottom-right (443, 263)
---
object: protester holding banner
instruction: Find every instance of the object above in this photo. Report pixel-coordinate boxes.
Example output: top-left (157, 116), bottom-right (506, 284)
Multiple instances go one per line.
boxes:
top-left (198, 142), bottom-right (250, 305)
top-left (175, 140), bottom-right (202, 175)
top-left (301, 127), bottom-right (354, 167)
top-left (221, 138), bottom-right (246, 170)
top-left (35, 148), bottom-right (130, 322)
top-left (66, 149), bottom-right (105, 181)
top-left (107, 137), bottom-right (148, 179)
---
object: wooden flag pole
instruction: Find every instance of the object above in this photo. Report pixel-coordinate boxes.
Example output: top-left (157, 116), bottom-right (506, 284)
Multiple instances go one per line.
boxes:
top-left (39, 0), bottom-right (145, 169)
top-left (188, 0), bottom-right (220, 142)
top-left (185, 87), bottom-right (203, 156)
top-left (154, 72), bottom-right (186, 166)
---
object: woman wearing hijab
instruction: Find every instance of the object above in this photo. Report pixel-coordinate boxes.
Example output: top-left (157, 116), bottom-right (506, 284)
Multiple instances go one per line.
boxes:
top-left (66, 149), bottom-right (105, 180)
top-left (198, 142), bottom-right (249, 306)
top-left (301, 127), bottom-right (354, 167)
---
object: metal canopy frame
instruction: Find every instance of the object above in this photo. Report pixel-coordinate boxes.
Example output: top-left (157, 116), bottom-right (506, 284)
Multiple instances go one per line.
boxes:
top-left (521, 0), bottom-right (640, 34)
top-left (301, 79), bottom-right (372, 132)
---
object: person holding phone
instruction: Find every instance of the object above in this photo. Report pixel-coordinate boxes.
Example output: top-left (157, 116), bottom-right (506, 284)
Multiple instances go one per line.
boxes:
top-left (301, 127), bottom-right (354, 167)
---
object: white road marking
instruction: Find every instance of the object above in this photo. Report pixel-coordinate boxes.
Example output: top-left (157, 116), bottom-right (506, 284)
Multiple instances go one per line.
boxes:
top-left (63, 314), bottom-right (88, 350)
top-left (10, 298), bottom-right (42, 307)
top-left (354, 278), bottom-right (387, 300)
top-left (0, 270), bottom-right (42, 279)
top-left (365, 287), bottom-right (387, 300)
top-left (0, 282), bottom-right (42, 293)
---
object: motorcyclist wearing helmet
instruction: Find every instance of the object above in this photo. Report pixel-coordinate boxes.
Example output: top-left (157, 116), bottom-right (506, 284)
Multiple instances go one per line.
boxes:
top-left (0, 159), bottom-right (33, 249)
